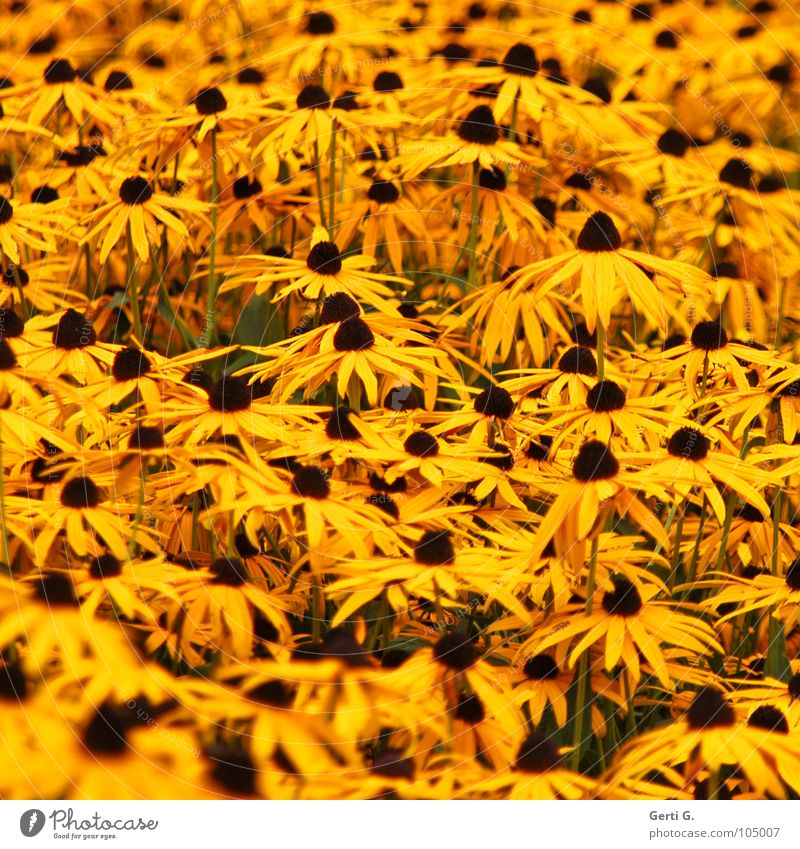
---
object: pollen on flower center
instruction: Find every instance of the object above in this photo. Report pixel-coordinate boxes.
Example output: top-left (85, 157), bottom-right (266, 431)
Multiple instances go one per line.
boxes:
top-left (433, 632), bottom-right (477, 670)
top-left (501, 43), bottom-right (539, 77)
top-left (414, 529), bottom-right (455, 565)
top-left (601, 575), bottom-right (643, 616)
top-left (458, 105), bottom-right (500, 145)
top-left (112, 347), bottom-right (152, 381)
top-left (514, 732), bottom-right (561, 772)
top-left (667, 426), bottom-right (710, 461)
top-left (577, 211), bottom-right (622, 252)
top-left (473, 385), bottom-right (515, 418)
top-left (306, 241), bottom-right (342, 274)
top-left (690, 320), bottom-right (728, 350)
top-left (687, 686), bottom-right (736, 729)
top-left (292, 465), bottom-right (330, 499)
top-left (586, 380), bottom-right (626, 412)
top-left (524, 653), bottom-right (560, 680)
top-left (61, 475), bottom-right (102, 508)
top-left (572, 440), bottom-right (619, 481)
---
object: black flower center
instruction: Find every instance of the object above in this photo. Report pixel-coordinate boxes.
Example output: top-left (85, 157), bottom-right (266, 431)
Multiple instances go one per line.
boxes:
top-left (478, 166), bottom-right (507, 191)
top-left (0, 661), bottom-right (26, 701)
top-left (374, 71), bottom-right (403, 92)
top-left (368, 179), bottom-right (400, 203)
top-left (90, 553), bottom-right (122, 579)
top-left (306, 240), bottom-right (342, 274)
top-left (2, 265), bottom-right (28, 289)
top-left (232, 176), bottom-right (263, 199)
top-left (128, 425), bottom-right (164, 450)
top-left (371, 750), bottom-right (415, 780)
top-left (735, 504), bottom-right (764, 522)
top-left (292, 465), bottom-right (330, 500)
top-left (385, 385), bottom-right (421, 411)
top-left (53, 309), bottom-right (96, 349)
top-left (119, 176), bottom-right (153, 205)
top-left (473, 385), bottom-right (515, 418)
top-left (690, 320), bottom-right (728, 350)
top-left (370, 473), bottom-right (407, 493)
top-left (631, 3), bottom-right (653, 20)
top-left (208, 375), bottom-right (251, 412)
top-left (305, 11), bottom-right (336, 34)
top-left (237, 67), bottom-right (265, 84)
top-left (44, 58), bottom-right (76, 84)
top-left (654, 29), bottom-right (678, 48)
top-left (667, 427), bottom-right (710, 461)
top-left (332, 90), bottom-right (359, 111)
top-left (104, 70), bottom-right (133, 92)
top-left (558, 345), bottom-right (597, 375)
top-left (719, 158), bottom-right (753, 189)
top-left (785, 557), bottom-right (800, 590)
top-left (0, 197), bottom-right (13, 224)
top-left (112, 347), bottom-right (152, 381)
top-left (31, 184), bottom-right (59, 204)
top-left (657, 129), bottom-right (690, 157)
top-left (194, 87), bottom-right (227, 114)
top-left (0, 338), bottom-right (16, 370)
top-left (582, 76), bottom-right (612, 103)
top-left (84, 706), bottom-right (128, 755)
top-left (210, 556), bottom-right (248, 586)
top-left (514, 732), bottom-right (561, 772)
top-left (321, 292), bottom-right (360, 323)
top-left (767, 63), bottom-right (791, 84)
top-left (34, 573), bottom-right (78, 606)
top-left (577, 211), bottom-right (621, 251)
top-left (333, 317), bottom-right (374, 351)
top-left (455, 694), bottom-right (485, 724)
top-left (325, 406), bottom-right (360, 440)
top-left (586, 380), bottom-right (626, 412)
top-left (501, 43), bottom-right (539, 77)
top-left (433, 632), bottom-right (477, 670)
top-left (207, 746), bottom-right (256, 796)
top-left (687, 686), bottom-right (736, 729)
top-left (572, 440), bottom-right (619, 481)
top-left (525, 435), bottom-right (553, 462)
top-left (414, 529), bottom-right (455, 566)
top-left (601, 575), bottom-right (643, 616)
top-left (524, 653), bottom-right (560, 680)
top-left (747, 705), bottom-right (788, 733)
top-left (365, 488), bottom-right (399, 518)
top-left (404, 430), bottom-right (439, 457)
top-left (566, 172), bottom-right (594, 191)
top-left (458, 105), bottom-right (500, 145)
top-left (788, 671), bottom-right (800, 702)
top-left (296, 85), bottom-right (330, 110)
top-left (533, 196), bottom-right (556, 226)
top-left (61, 475), bottom-right (101, 508)
top-left (248, 680), bottom-right (294, 707)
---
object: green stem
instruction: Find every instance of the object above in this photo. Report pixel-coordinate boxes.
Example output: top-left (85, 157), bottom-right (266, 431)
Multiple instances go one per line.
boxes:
top-left (596, 321), bottom-right (606, 381)
top-left (328, 118), bottom-right (337, 236)
top-left (203, 128), bottom-right (220, 348)
top-left (570, 534), bottom-right (599, 770)
top-left (126, 221), bottom-right (142, 341)
top-left (466, 162), bottom-right (481, 293)
top-left (313, 137), bottom-right (328, 230)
